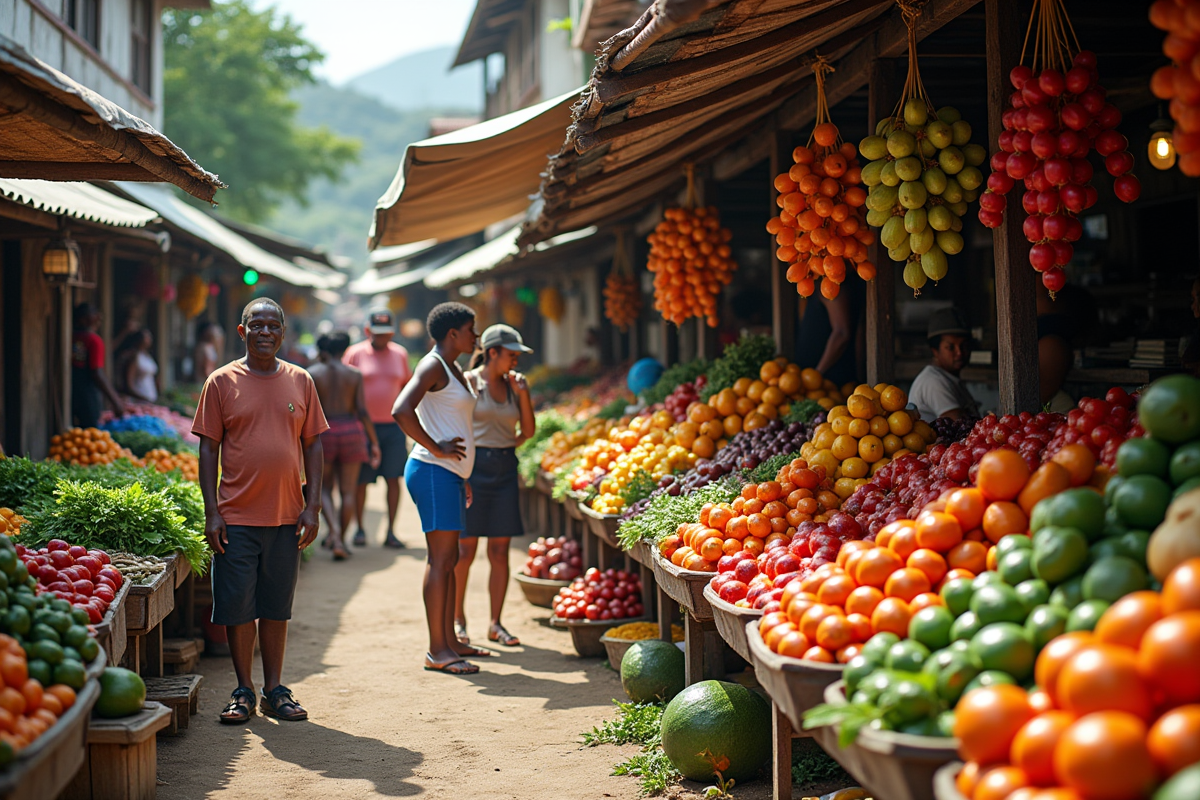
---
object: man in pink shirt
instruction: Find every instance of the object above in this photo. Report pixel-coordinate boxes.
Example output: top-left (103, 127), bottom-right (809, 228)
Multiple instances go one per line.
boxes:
top-left (342, 309), bottom-right (413, 548)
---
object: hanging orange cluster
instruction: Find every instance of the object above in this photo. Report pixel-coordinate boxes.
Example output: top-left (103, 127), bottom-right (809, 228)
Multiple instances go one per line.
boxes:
top-left (603, 273), bottom-right (641, 330)
top-left (647, 205), bottom-right (736, 327)
top-left (1150, 0), bottom-right (1200, 175)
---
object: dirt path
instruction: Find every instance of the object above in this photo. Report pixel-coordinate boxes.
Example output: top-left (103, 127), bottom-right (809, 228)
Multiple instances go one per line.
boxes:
top-left (156, 490), bottom-right (653, 799)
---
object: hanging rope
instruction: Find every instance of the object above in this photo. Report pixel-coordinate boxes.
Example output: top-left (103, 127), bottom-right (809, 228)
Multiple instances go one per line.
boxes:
top-left (1020, 0), bottom-right (1081, 73)
top-left (807, 54), bottom-right (839, 147)
top-left (892, 0), bottom-right (934, 118)
top-left (684, 162), bottom-right (698, 208)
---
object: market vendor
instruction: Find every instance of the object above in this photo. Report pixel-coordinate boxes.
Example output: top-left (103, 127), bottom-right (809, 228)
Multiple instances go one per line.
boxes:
top-left (71, 303), bottom-right (125, 427)
top-left (909, 307), bottom-right (981, 422)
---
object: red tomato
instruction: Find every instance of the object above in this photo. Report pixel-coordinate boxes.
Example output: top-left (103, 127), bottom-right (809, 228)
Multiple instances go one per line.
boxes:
top-left (67, 546), bottom-right (87, 559)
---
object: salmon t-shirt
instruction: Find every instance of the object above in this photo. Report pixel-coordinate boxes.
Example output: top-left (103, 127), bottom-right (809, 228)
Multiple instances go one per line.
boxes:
top-left (191, 360), bottom-right (329, 527)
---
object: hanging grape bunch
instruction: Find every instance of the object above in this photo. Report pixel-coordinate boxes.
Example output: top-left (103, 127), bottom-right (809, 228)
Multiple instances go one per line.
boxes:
top-left (603, 274), bottom-right (640, 331)
top-left (646, 167), bottom-right (736, 327)
top-left (857, 2), bottom-right (988, 295)
top-left (766, 58), bottom-right (876, 300)
top-left (1150, 0), bottom-right (1200, 175)
top-left (977, 0), bottom-right (1140, 294)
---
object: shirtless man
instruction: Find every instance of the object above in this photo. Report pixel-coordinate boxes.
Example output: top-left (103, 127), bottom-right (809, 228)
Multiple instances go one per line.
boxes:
top-left (309, 332), bottom-right (381, 560)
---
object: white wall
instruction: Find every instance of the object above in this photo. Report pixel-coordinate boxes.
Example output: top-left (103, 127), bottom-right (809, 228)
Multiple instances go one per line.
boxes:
top-left (539, 0), bottom-right (581, 99)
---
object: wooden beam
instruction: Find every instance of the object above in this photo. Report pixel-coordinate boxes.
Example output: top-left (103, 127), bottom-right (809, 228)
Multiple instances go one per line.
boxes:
top-left (0, 198), bottom-right (57, 229)
top-left (866, 59), bottom-right (901, 386)
top-left (0, 162), bottom-right (159, 181)
top-left (768, 129), bottom-right (796, 359)
top-left (986, 0), bottom-right (1038, 414)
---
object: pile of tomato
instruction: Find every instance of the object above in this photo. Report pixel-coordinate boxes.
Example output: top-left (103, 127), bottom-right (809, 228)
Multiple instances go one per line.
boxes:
top-left (552, 568), bottom-right (645, 621)
top-left (16, 541), bottom-right (122, 623)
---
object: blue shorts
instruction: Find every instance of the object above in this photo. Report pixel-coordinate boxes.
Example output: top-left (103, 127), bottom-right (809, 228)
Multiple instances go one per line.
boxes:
top-left (404, 458), bottom-right (466, 533)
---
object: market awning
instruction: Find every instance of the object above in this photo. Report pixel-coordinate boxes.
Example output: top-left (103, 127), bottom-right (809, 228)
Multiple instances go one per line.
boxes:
top-left (0, 34), bottom-right (223, 202)
top-left (0, 178), bottom-right (159, 227)
top-left (370, 87), bottom-right (583, 249)
top-left (350, 264), bottom-right (439, 296)
top-left (111, 183), bottom-right (345, 290)
top-left (519, 0), bottom-right (979, 246)
top-left (370, 239), bottom-right (439, 265)
top-left (424, 226), bottom-right (598, 289)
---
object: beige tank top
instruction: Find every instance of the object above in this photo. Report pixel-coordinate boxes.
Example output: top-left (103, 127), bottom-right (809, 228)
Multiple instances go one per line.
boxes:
top-left (469, 370), bottom-right (520, 448)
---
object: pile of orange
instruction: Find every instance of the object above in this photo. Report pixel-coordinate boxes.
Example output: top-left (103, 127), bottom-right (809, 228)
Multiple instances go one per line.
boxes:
top-left (706, 360), bottom-right (846, 441)
top-left (47, 428), bottom-right (133, 466)
top-left (767, 122), bottom-right (877, 300)
top-left (800, 383), bottom-right (934, 495)
top-left (603, 273), bottom-right (641, 331)
top-left (539, 418), bottom-right (618, 475)
top-left (954, 557), bottom-right (1200, 800)
top-left (0, 508), bottom-right (27, 537)
top-left (0, 635), bottom-right (77, 757)
top-left (646, 206), bottom-right (736, 327)
top-left (139, 448), bottom-right (199, 482)
top-left (658, 457), bottom-right (840, 573)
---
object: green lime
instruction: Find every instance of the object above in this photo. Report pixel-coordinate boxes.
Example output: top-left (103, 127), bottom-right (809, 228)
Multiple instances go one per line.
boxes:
top-left (971, 584), bottom-right (1028, 625)
top-left (998, 549), bottom-right (1035, 585)
top-left (5, 605), bottom-right (29, 636)
top-left (856, 671), bottom-right (893, 705)
top-left (1104, 505), bottom-right (1128, 538)
top-left (898, 717), bottom-right (942, 737)
top-left (11, 562), bottom-right (27, 585)
top-left (844, 655), bottom-right (877, 695)
top-left (886, 639), bottom-right (931, 673)
top-left (1050, 576), bottom-right (1085, 610)
top-left (972, 572), bottom-right (1006, 591)
top-left (30, 639), bottom-right (64, 666)
top-left (1045, 489), bottom-right (1107, 540)
top-left (1089, 537), bottom-right (1123, 563)
top-left (46, 611), bottom-right (71, 634)
top-left (1137, 375), bottom-right (1200, 444)
top-left (1114, 475), bottom-right (1173, 529)
top-left (1105, 474), bottom-right (1125, 502)
top-left (1025, 604), bottom-right (1068, 650)
top-left (0, 572), bottom-right (8, 592)
top-left (0, 594), bottom-right (7, 613)
top-left (969, 622), bottom-right (1035, 682)
top-left (26, 659), bottom-right (51, 687)
top-left (1169, 441), bottom-right (1200, 486)
top-left (1032, 526), bottom-right (1089, 584)
top-left (937, 710), bottom-right (957, 737)
top-left (1115, 530), bottom-right (1151, 565)
top-left (861, 632), bottom-right (900, 665)
top-left (30, 623), bottom-right (59, 644)
top-left (1154, 762), bottom-right (1200, 800)
top-left (997, 534), bottom-right (1034, 555)
top-left (70, 608), bottom-right (90, 627)
top-left (1015, 579), bottom-right (1051, 613)
top-left (1066, 599), bottom-right (1110, 632)
top-left (1082, 556), bottom-right (1147, 603)
top-left (48, 598), bottom-right (71, 614)
top-left (948, 639), bottom-right (972, 654)
top-left (1117, 437), bottom-right (1171, 479)
top-left (53, 660), bottom-right (86, 690)
top-left (909, 606), bottom-right (955, 652)
top-left (951, 611), bottom-right (983, 642)
top-left (923, 647), bottom-right (959, 678)
top-left (940, 578), bottom-right (974, 617)
top-left (77, 636), bottom-right (99, 663)
top-left (1174, 477), bottom-right (1200, 500)
top-left (936, 652), bottom-right (982, 704)
top-left (964, 670), bottom-right (1017, 694)
top-left (63, 625), bottom-right (90, 650)
top-left (879, 679), bottom-right (938, 727)
top-left (0, 550), bottom-right (15, 576)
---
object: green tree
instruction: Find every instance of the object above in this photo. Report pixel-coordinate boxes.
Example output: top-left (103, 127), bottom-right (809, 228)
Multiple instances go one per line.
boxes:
top-left (162, 0), bottom-right (359, 222)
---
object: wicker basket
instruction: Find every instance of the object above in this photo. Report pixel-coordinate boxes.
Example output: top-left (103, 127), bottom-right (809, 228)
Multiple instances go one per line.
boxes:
top-left (599, 634), bottom-right (637, 669)
top-left (548, 615), bottom-right (650, 657)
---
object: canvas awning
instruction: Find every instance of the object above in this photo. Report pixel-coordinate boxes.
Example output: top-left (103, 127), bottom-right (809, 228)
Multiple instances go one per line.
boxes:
top-left (424, 226), bottom-right (598, 289)
top-left (0, 178), bottom-right (159, 227)
top-left (370, 87), bottom-right (582, 249)
top-left (112, 183), bottom-right (345, 289)
top-left (0, 34), bottom-right (223, 202)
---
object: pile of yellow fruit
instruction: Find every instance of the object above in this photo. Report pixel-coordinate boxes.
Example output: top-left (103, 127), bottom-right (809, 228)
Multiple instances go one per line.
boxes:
top-left (48, 428), bottom-right (133, 466)
top-left (704, 359), bottom-right (847, 440)
top-left (606, 622), bottom-right (684, 642)
top-left (0, 508), bottom-right (27, 536)
top-left (591, 412), bottom-right (697, 513)
top-left (539, 418), bottom-right (615, 475)
top-left (139, 449), bottom-right (199, 482)
top-left (800, 384), bottom-right (936, 498)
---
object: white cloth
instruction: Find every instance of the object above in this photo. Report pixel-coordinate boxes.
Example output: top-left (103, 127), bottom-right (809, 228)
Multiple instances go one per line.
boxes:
top-left (130, 351), bottom-right (157, 402)
top-left (909, 364), bottom-right (979, 422)
top-left (402, 351), bottom-right (477, 479)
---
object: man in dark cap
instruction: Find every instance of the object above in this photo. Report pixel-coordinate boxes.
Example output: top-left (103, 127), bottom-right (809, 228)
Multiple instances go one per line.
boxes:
top-left (909, 307), bottom-right (981, 422)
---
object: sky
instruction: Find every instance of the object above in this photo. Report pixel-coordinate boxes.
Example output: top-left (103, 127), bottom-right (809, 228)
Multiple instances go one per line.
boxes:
top-left (252, 0), bottom-right (477, 85)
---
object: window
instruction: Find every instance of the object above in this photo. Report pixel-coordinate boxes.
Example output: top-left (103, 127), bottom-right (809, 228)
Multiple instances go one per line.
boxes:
top-left (130, 0), bottom-right (153, 94)
top-left (65, 0), bottom-right (100, 50)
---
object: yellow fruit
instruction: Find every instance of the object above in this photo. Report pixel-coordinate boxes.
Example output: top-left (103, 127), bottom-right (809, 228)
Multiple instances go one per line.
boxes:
top-left (800, 368), bottom-right (824, 391)
top-left (812, 428), bottom-right (836, 450)
top-left (827, 405), bottom-right (850, 421)
top-left (882, 433), bottom-right (904, 455)
top-left (888, 411), bottom-right (914, 437)
top-left (816, 397), bottom-right (836, 410)
top-left (810, 449), bottom-right (840, 477)
top-left (834, 477), bottom-right (859, 498)
top-left (841, 457), bottom-right (869, 479)
top-left (880, 385), bottom-right (908, 413)
top-left (760, 360), bottom-right (782, 382)
top-left (858, 435), bottom-right (884, 463)
top-left (870, 457), bottom-right (891, 475)
top-left (761, 386), bottom-right (786, 407)
top-left (723, 414), bottom-right (743, 438)
top-left (747, 380), bottom-right (767, 402)
top-left (869, 416), bottom-right (890, 438)
top-left (847, 394), bottom-right (874, 419)
top-left (831, 416), bottom-right (851, 436)
top-left (854, 384), bottom-right (880, 401)
top-left (902, 432), bottom-right (925, 452)
top-left (848, 418), bottom-right (870, 438)
top-left (733, 377), bottom-right (752, 397)
top-left (915, 420), bottom-right (937, 444)
top-left (756, 403), bottom-right (778, 421)
top-left (832, 434), bottom-right (859, 461)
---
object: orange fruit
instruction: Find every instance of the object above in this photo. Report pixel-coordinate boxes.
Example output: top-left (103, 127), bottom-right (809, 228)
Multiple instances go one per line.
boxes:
top-left (1162, 557), bottom-right (1200, 615)
top-left (947, 540), bottom-right (989, 574)
top-left (37, 694), bottom-right (62, 717)
top-left (835, 643), bottom-right (863, 663)
top-left (954, 683), bottom-right (1035, 765)
top-left (845, 612), bottom-right (873, 642)
top-left (1027, 689), bottom-right (1054, 714)
top-left (799, 605), bottom-right (834, 641)
top-left (816, 574), bottom-right (855, 607)
top-left (844, 585), bottom-right (884, 617)
top-left (946, 487), bottom-right (986, 530)
top-left (1050, 444), bottom-right (1096, 487)
top-left (1093, 591), bottom-right (1162, 650)
top-left (1054, 711), bottom-right (1157, 800)
top-left (977, 449), bottom-right (1031, 502)
top-left (0, 708), bottom-right (12, 734)
top-left (0, 687), bottom-right (24, 718)
top-left (1035, 631), bottom-right (1095, 704)
top-left (1057, 644), bottom-right (1154, 722)
top-left (907, 548), bottom-right (948, 585)
top-left (855, 548), bottom-right (904, 588)
top-left (45, 685), bottom-right (75, 711)
top-left (1011, 711), bottom-right (1074, 787)
top-left (957, 761), bottom-right (982, 797)
top-left (1148, 705), bottom-right (1200, 777)
top-left (915, 511), bottom-right (964, 552)
top-left (887, 525), bottom-right (920, 560)
top-left (1018, 462), bottom-right (1072, 516)
top-left (19, 680), bottom-right (41, 714)
top-left (973, 765), bottom-right (1029, 800)
top-left (815, 615), bottom-right (854, 651)
top-left (803, 646), bottom-right (836, 663)
top-left (884, 567), bottom-right (932, 603)
top-left (982, 502), bottom-right (1029, 544)
top-left (766, 622), bottom-right (799, 652)
top-left (870, 597), bottom-right (912, 636)
top-left (0, 655), bottom-right (25, 690)
top-left (1137, 611), bottom-right (1200, 705)
top-left (910, 592), bottom-right (945, 611)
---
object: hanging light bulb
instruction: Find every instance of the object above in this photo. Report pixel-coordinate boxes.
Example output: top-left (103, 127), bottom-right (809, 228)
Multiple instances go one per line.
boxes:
top-left (1149, 115), bottom-right (1176, 171)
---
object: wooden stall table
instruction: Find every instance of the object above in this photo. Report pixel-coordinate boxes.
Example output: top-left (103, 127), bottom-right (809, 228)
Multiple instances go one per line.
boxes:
top-left (0, 680), bottom-right (100, 800)
top-left (92, 581), bottom-right (130, 667)
top-left (122, 555), bottom-right (177, 678)
top-left (703, 585), bottom-right (762, 664)
top-left (62, 702), bottom-right (172, 800)
top-left (649, 548), bottom-right (724, 685)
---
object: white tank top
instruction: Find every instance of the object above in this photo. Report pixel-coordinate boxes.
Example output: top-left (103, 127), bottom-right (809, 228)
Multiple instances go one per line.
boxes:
top-left (407, 350), bottom-right (477, 479)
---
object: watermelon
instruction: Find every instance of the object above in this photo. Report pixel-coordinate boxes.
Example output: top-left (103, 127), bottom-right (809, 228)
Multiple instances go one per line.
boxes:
top-left (660, 680), bottom-right (771, 782)
top-left (620, 640), bottom-right (684, 703)
top-left (95, 667), bottom-right (145, 718)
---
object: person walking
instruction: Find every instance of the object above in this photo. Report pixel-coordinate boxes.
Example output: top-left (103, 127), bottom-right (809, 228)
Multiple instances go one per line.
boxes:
top-left (192, 298), bottom-right (328, 724)
top-left (309, 332), bottom-right (381, 561)
top-left (71, 303), bottom-right (124, 427)
top-left (393, 302), bottom-right (491, 675)
top-left (343, 309), bottom-right (412, 549)
top-left (116, 329), bottom-right (160, 403)
top-left (452, 325), bottom-right (536, 648)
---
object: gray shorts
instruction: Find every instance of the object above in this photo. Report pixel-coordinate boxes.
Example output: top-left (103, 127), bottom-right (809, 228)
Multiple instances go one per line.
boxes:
top-left (211, 525), bottom-right (301, 626)
top-left (359, 422), bottom-right (407, 483)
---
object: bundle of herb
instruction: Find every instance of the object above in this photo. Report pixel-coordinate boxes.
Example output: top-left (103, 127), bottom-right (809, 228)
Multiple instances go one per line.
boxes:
top-left (618, 469), bottom-right (660, 508)
top-left (0, 457), bottom-right (65, 510)
top-left (551, 458), bottom-right (583, 501)
top-left (111, 430), bottom-right (193, 457)
top-left (699, 335), bottom-right (777, 400)
top-left (743, 451), bottom-right (804, 484)
top-left (24, 479), bottom-right (211, 574)
top-left (641, 358), bottom-right (709, 406)
top-left (617, 477), bottom-right (739, 550)
top-left (781, 399), bottom-right (824, 425)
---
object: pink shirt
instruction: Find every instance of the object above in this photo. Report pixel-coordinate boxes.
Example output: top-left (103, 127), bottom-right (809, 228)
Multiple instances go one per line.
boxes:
top-left (343, 340), bottom-right (412, 423)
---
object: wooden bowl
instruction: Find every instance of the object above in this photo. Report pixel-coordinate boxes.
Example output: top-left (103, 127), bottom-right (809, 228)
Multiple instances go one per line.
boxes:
top-left (548, 615), bottom-right (650, 658)
top-left (514, 572), bottom-right (569, 608)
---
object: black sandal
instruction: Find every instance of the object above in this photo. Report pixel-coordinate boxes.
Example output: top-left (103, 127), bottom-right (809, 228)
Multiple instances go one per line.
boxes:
top-left (260, 685), bottom-right (308, 721)
top-left (352, 530), bottom-right (367, 547)
top-left (220, 686), bottom-right (256, 724)
top-left (488, 624), bottom-right (521, 647)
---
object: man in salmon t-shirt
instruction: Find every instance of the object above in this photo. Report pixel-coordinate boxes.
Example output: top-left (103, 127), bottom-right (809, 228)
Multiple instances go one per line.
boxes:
top-left (192, 298), bottom-right (328, 725)
top-left (342, 308), bottom-right (412, 549)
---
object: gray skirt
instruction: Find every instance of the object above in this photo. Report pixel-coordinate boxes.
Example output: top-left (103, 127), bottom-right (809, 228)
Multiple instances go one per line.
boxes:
top-left (465, 447), bottom-right (524, 539)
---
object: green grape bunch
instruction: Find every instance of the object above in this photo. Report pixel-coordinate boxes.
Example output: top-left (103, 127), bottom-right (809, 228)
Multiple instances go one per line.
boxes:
top-left (859, 98), bottom-right (988, 293)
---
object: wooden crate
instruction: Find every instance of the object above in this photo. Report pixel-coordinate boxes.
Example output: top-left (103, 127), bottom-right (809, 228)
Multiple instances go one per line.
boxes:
top-left (125, 557), bottom-right (176, 635)
top-left (579, 503), bottom-right (623, 550)
top-left (703, 584), bottom-right (761, 663)
top-left (92, 581), bottom-right (130, 667)
top-left (649, 548), bottom-right (714, 620)
top-left (746, 621), bottom-right (843, 731)
top-left (0, 681), bottom-right (100, 800)
top-left (162, 638), bottom-right (204, 675)
top-left (144, 674), bottom-right (203, 735)
top-left (61, 703), bottom-right (172, 800)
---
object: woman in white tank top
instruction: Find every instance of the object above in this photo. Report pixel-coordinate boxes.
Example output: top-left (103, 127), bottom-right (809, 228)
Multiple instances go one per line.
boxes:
top-left (392, 302), bottom-right (492, 676)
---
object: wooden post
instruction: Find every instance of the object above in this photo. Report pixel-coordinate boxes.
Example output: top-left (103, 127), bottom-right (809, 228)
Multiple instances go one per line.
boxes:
top-left (986, 0), bottom-right (1039, 414)
top-left (156, 254), bottom-right (170, 388)
top-left (60, 284), bottom-right (72, 430)
top-left (772, 704), bottom-right (794, 800)
top-left (769, 129), bottom-right (796, 359)
top-left (867, 58), bottom-right (901, 386)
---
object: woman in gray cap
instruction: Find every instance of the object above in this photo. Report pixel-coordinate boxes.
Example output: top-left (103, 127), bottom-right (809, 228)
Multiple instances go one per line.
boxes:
top-left (453, 324), bottom-right (536, 647)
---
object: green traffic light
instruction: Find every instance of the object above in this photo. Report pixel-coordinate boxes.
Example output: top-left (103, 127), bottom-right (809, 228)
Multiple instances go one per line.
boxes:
top-left (243, 269), bottom-right (259, 286)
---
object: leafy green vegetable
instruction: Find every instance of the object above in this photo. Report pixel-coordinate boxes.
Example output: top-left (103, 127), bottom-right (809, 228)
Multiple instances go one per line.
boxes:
top-left (516, 411), bottom-right (580, 487)
top-left (700, 335), bottom-right (777, 400)
top-left (782, 399), bottom-right (824, 425)
top-left (791, 739), bottom-right (852, 787)
top-left (612, 748), bottom-right (680, 796)
top-left (597, 395), bottom-right (632, 420)
top-left (110, 431), bottom-right (195, 457)
top-left (802, 701), bottom-right (883, 748)
top-left (641, 358), bottom-right (709, 406)
top-left (551, 458), bottom-right (582, 501)
top-left (744, 451), bottom-right (804, 484)
top-left (619, 470), bottom-right (660, 508)
top-left (0, 458), bottom-right (64, 510)
top-left (582, 701), bottom-right (665, 747)
top-left (617, 477), bottom-right (740, 550)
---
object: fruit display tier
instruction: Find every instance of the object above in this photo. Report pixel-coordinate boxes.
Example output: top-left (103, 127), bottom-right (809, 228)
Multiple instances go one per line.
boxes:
top-left (91, 579), bottom-right (131, 667)
top-left (548, 615), bottom-right (652, 658)
top-left (810, 681), bottom-right (959, 800)
top-left (563, 492), bottom-right (586, 521)
top-left (578, 502), bottom-right (623, 551)
top-left (513, 573), bottom-right (570, 608)
top-left (125, 555), bottom-right (177, 635)
top-left (932, 762), bottom-right (967, 800)
top-left (702, 584), bottom-right (762, 663)
top-left (650, 547), bottom-right (716, 622)
top-left (0, 680), bottom-right (100, 800)
top-left (746, 622), bottom-right (844, 732)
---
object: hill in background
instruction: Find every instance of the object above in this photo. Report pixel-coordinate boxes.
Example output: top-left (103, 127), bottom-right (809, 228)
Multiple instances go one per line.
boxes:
top-left (346, 45), bottom-right (483, 114)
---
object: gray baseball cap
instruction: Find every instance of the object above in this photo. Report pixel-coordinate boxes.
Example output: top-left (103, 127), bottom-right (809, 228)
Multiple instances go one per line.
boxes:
top-left (927, 307), bottom-right (970, 340)
top-left (480, 324), bottom-right (533, 353)
top-left (366, 308), bottom-right (395, 335)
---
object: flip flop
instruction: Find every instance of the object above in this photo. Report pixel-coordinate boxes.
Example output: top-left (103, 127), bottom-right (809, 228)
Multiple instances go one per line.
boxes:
top-left (352, 530), bottom-right (367, 547)
top-left (424, 657), bottom-right (479, 675)
top-left (332, 544), bottom-right (351, 561)
top-left (454, 645), bottom-right (496, 658)
top-left (488, 624), bottom-right (521, 647)
top-left (383, 534), bottom-right (405, 549)
top-left (454, 620), bottom-right (469, 644)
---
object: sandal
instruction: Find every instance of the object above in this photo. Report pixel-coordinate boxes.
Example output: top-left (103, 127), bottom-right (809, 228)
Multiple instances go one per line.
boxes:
top-left (331, 542), bottom-right (351, 561)
top-left (383, 533), bottom-right (405, 549)
top-left (488, 624), bottom-right (521, 647)
top-left (219, 686), bottom-right (256, 724)
top-left (424, 655), bottom-right (479, 675)
top-left (260, 685), bottom-right (308, 721)
top-left (454, 620), bottom-right (469, 644)
top-left (351, 530), bottom-right (367, 547)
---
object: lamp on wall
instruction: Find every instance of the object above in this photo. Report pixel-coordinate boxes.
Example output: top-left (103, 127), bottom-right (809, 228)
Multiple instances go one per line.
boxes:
top-left (1148, 114), bottom-right (1177, 171)
top-left (41, 235), bottom-right (80, 282)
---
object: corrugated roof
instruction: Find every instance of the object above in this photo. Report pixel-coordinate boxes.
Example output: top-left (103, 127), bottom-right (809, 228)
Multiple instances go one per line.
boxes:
top-left (424, 225), bottom-right (598, 289)
top-left (0, 178), bottom-right (159, 227)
